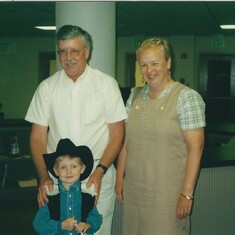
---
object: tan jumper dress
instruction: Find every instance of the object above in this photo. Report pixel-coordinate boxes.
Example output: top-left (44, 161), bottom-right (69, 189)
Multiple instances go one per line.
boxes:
top-left (123, 83), bottom-right (189, 235)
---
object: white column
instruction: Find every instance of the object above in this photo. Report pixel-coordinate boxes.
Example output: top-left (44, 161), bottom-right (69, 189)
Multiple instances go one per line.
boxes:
top-left (56, 2), bottom-right (116, 77)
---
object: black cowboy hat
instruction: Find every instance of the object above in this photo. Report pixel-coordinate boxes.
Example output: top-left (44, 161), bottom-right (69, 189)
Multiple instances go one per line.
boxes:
top-left (43, 138), bottom-right (93, 181)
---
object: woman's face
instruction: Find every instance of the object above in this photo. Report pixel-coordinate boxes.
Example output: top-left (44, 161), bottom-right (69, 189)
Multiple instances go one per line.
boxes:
top-left (58, 37), bottom-right (90, 81)
top-left (138, 47), bottom-right (171, 88)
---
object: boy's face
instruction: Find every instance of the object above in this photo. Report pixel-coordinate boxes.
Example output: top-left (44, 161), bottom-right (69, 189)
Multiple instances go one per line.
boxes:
top-left (54, 156), bottom-right (85, 188)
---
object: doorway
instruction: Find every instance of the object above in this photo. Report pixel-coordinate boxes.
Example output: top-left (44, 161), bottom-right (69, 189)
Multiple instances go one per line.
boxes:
top-left (200, 55), bottom-right (235, 123)
top-left (126, 53), bottom-right (145, 87)
top-left (38, 52), bottom-right (56, 82)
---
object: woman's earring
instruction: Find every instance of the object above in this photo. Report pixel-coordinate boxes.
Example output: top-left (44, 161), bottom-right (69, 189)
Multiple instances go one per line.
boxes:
top-left (168, 69), bottom-right (171, 79)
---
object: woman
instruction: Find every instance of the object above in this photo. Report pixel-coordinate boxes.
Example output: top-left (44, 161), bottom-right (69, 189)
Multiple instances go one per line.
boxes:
top-left (115, 38), bottom-right (205, 235)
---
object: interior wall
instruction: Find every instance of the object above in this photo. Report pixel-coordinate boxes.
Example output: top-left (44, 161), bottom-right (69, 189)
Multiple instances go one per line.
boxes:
top-left (195, 35), bottom-right (235, 90)
top-left (117, 35), bottom-right (196, 88)
top-left (117, 35), bottom-right (235, 91)
top-left (170, 35), bottom-right (196, 88)
top-left (1, 35), bottom-right (235, 119)
top-left (0, 37), bottom-right (55, 119)
top-left (116, 36), bottom-right (137, 87)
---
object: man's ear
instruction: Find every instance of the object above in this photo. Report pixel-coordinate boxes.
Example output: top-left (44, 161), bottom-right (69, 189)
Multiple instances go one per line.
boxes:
top-left (85, 47), bottom-right (90, 60)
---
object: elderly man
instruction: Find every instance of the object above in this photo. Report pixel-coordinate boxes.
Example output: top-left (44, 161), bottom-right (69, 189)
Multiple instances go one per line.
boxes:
top-left (25, 25), bottom-right (127, 235)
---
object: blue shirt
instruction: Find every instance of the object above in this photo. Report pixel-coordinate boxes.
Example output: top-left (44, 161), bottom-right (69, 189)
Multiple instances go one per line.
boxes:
top-left (33, 180), bottom-right (102, 235)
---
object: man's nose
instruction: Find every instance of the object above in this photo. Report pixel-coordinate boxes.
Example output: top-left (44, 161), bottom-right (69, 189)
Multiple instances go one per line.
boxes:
top-left (65, 51), bottom-right (73, 59)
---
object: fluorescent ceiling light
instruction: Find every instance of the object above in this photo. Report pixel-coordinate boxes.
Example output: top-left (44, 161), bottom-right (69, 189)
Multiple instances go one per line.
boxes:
top-left (220, 25), bottom-right (235, 29)
top-left (35, 26), bottom-right (56, 30)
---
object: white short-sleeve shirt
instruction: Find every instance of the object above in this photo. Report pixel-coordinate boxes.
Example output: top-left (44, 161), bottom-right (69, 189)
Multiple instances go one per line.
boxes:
top-left (25, 65), bottom-right (127, 159)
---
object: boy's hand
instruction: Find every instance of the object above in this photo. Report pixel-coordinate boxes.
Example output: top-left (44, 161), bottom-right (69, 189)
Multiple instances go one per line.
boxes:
top-left (61, 216), bottom-right (77, 231)
top-left (76, 222), bottom-right (91, 234)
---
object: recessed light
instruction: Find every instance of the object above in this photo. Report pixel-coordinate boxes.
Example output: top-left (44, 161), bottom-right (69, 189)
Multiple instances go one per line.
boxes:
top-left (220, 25), bottom-right (235, 29)
top-left (35, 26), bottom-right (56, 30)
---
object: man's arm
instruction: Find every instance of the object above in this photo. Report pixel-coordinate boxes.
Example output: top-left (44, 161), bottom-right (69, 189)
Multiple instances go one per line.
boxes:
top-left (87, 120), bottom-right (125, 203)
top-left (30, 123), bottom-right (53, 207)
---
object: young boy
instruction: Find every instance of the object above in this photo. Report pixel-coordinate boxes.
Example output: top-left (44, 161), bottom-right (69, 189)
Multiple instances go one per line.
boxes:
top-left (33, 138), bottom-right (102, 235)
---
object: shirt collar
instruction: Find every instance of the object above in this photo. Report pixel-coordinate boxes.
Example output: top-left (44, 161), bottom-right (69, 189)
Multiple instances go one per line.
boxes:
top-left (141, 82), bottom-right (177, 99)
top-left (58, 179), bottom-right (81, 192)
top-left (63, 64), bottom-right (89, 83)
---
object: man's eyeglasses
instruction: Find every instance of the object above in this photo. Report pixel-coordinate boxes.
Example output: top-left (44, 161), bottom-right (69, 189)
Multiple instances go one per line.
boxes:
top-left (57, 47), bottom-right (85, 57)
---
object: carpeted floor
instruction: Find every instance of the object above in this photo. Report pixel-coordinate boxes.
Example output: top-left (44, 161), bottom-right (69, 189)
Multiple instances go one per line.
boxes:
top-left (0, 198), bottom-right (38, 235)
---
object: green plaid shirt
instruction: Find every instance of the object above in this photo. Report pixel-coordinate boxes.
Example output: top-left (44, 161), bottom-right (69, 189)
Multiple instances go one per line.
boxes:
top-left (126, 82), bottom-right (206, 130)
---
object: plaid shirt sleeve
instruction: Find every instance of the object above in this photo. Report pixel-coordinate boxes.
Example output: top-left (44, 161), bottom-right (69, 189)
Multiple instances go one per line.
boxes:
top-left (177, 87), bottom-right (206, 130)
top-left (125, 88), bottom-right (135, 116)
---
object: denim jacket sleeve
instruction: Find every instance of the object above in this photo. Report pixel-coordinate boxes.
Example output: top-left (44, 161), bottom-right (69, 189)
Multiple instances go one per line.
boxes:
top-left (33, 204), bottom-right (62, 234)
top-left (85, 206), bottom-right (103, 234)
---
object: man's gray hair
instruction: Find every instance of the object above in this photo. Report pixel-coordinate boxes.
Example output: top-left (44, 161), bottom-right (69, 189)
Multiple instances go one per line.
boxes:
top-left (56, 25), bottom-right (92, 49)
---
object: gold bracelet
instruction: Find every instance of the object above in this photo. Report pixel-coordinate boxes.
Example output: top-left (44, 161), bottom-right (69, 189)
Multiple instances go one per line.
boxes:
top-left (181, 193), bottom-right (194, 200)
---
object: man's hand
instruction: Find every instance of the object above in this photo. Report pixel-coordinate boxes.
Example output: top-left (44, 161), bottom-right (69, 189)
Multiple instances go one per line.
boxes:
top-left (86, 168), bottom-right (104, 204)
top-left (38, 175), bottom-right (54, 207)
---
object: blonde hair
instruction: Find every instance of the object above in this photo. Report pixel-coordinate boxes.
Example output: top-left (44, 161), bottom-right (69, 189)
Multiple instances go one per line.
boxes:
top-left (136, 37), bottom-right (171, 62)
top-left (53, 154), bottom-right (84, 170)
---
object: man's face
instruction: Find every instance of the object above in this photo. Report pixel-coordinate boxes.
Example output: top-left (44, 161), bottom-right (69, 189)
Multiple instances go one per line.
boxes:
top-left (58, 37), bottom-right (90, 81)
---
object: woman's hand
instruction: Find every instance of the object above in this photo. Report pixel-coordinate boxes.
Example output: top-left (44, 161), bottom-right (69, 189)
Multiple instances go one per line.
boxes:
top-left (115, 175), bottom-right (124, 203)
top-left (176, 194), bottom-right (193, 220)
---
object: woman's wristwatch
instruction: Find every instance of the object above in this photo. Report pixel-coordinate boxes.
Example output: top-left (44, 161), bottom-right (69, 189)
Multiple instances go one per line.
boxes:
top-left (96, 163), bottom-right (108, 174)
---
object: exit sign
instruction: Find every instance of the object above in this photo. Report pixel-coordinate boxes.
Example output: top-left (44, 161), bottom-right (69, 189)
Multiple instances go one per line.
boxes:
top-left (211, 35), bottom-right (225, 48)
